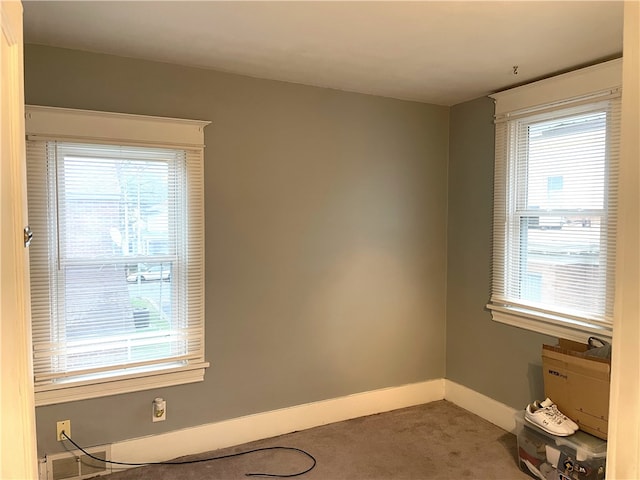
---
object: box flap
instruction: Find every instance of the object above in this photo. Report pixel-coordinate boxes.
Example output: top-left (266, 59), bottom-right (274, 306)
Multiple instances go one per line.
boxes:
top-left (543, 343), bottom-right (611, 366)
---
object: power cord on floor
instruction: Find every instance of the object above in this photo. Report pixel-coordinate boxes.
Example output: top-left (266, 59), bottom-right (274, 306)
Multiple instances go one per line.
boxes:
top-left (60, 431), bottom-right (316, 478)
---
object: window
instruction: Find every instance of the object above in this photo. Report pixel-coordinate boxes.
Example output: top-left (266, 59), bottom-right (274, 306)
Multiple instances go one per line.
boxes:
top-left (25, 106), bottom-right (210, 405)
top-left (488, 60), bottom-right (622, 341)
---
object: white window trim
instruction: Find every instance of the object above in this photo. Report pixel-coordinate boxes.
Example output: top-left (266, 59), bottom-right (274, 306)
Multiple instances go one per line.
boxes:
top-left (34, 364), bottom-right (207, 406)
top-left (26, 106), bottom-right (211, 406)
top-left (488, 305), bottom-right (614, 343)
top-left (25, 105), bottom-right (208, 148)
top-left (488, 59), bottom-right (622, 343)
top-left (492, 59), bottom-right (622, 118)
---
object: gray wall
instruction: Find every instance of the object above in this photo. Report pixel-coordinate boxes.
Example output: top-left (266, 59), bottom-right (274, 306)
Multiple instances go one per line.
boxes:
top-left (25, 45), bottom-right (449, 456)
top-left (446, 97), bottom-right (555, 408)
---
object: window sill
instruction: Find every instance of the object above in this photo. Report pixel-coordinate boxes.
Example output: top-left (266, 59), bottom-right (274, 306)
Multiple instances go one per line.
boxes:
top-left (34, 362), bottom-right (209, 406)
top-left (487, 304), bottom-right (612, 343)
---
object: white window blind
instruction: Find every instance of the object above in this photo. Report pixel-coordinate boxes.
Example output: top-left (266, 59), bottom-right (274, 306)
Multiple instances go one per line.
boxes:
top-left (488, 60), bottom-right (622, 341)
top-left (25, 106), bottom-right (210, 405)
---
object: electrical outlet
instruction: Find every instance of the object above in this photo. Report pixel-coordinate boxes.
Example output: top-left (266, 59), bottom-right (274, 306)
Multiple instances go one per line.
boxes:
top-left (56, 420), bottom-right (71, 441)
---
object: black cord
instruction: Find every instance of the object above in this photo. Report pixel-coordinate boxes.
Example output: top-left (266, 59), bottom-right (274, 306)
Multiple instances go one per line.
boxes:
top-left (61, 432), bottom-right (316, 478)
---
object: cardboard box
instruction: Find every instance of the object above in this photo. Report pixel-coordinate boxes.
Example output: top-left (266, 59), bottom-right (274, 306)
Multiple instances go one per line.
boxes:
top-left (542, 339), bottom-right (610, 440)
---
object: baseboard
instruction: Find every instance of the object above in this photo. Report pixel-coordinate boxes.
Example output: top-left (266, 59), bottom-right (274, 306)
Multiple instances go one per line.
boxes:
top-left (110, 378), bottom-right (445, 469)
top-left (444, 379), bottom-right (519, 434)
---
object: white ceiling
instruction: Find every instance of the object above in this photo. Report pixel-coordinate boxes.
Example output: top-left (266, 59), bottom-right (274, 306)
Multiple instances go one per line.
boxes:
top-left (22, 1), bottom-right (624, 106)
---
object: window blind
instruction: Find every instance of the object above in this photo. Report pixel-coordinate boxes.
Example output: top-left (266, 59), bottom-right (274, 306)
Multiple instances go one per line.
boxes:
top-left (27, 141), bottom-right (206, 388)
top-left (25, 107), bottom-right (209, 404)
top-left (489, 77), bottom-right (621, 339)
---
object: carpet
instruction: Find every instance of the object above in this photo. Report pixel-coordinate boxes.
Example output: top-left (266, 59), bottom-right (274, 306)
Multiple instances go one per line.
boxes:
top-left (102, 400), bottom-right (531, 479)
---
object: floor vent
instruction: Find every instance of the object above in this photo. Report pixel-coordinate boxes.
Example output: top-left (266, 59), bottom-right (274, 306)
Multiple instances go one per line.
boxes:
top-left (43, 445), bottom-right (112, 480)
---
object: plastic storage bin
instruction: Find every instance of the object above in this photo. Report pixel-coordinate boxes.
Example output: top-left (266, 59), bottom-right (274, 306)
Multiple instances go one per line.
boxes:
top-left (515, 410), bottom-right (606, 480)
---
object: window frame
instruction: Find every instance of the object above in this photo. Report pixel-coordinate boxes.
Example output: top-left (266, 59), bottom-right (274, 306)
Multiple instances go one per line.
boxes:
top-left (487, 59), bottom-right (622, 342)
top-left (25, 106), bottom-right (210, 406)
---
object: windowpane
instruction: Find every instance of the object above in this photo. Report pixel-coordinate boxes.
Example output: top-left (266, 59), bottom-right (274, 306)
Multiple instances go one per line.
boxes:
top-left (26, 106), bottom-right (208, 405)
top-left (60, 263), bottom-right (181, 372)
top-left (29, 142), bottom-right (196, 381)
top-left (490, 94), bottom-right (619, 337)
top-left (518, 216), bottom-right (605, 315)
top-left (57, 145), bottom-right (175, 260)
top-left (510, 110), bottom-right (610, 318)
top-left (489, 60), bottom-right (621, 339)
top-left (525, 112), bottom-right (606, 211)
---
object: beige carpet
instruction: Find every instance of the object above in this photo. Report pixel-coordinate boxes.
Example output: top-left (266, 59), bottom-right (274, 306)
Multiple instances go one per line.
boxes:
top-left (102, 400), bottom-right (531, 479)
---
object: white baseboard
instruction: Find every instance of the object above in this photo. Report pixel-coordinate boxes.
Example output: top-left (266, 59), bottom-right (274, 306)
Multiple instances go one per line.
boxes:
top-left (444, 380), bottom-right (519, 434)
top-left (110, 378), bottom-right (445, 469)
top-left (101, 378), bottom-right (518, 472)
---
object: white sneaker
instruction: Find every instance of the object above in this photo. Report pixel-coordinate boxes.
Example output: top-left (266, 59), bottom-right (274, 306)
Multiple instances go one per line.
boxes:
top-left (525, 402), bottom-right (575, 436)
top-left (536, 398), bottom-right (579, 432)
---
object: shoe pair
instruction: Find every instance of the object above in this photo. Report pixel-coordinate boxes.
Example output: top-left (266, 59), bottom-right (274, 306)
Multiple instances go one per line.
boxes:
top-left (525, 397), bottom-right (578, 436)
